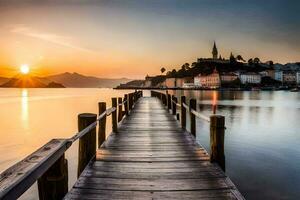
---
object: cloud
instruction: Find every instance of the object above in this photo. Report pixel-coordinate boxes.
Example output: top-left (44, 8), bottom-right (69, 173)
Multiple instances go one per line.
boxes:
top-left (10, 24), bottom-right (99, 54)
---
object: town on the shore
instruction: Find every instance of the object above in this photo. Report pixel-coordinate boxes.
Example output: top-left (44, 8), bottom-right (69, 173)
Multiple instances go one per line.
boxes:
top-left (118, 42), bottom-right (300, 91)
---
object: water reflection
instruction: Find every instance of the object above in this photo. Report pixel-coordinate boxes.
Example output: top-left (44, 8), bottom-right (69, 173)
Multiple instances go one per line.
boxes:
top-left (21, 89), bottom-right (28, 128)
top-left (212, 91), bottom-right (217, 114)
top-left (169, 90), bottom-right (300, 199)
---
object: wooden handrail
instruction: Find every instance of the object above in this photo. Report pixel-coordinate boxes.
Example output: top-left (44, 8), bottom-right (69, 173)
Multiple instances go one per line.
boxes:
top-left (0, 90), bottom-right (142, 200)
top-left (0, 139), bottom-right (70, 200)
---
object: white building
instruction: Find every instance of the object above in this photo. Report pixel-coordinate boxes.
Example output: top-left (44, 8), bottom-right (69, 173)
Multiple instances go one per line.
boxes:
top-left (220, 72), bottom-right (238, 83)
top-left (183, 83), bottom-right (195, 88)
top-left (297, 72), bottom-right (300, 84)
top-left (239, 72), bottom-right (261, 84)
top-left (274, 71), bottom-right (283, 82)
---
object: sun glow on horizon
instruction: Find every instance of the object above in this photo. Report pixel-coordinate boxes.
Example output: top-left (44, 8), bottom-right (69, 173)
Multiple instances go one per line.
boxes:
top-left (20, 64), bottom-right (30, 75)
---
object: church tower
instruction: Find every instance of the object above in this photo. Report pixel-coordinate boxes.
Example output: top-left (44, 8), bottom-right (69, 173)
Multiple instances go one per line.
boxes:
top-left (212, 41), bottom-right (218, 60)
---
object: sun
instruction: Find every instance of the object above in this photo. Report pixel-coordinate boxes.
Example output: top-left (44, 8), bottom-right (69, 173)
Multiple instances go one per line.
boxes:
top-left (20, 64), bottom-right (30, 74)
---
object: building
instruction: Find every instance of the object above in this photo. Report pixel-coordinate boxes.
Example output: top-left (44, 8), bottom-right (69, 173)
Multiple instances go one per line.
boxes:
top-left (212, 41), bottom-right (218, 60)
top-left (183, 83), bottom-right (195, 88)
top-left (283, 71), bottom-right (296, 84)
top-left (259, 69), bottom-right (275, 79)
top-left (165, 78), bottom-right (176, 88)
top-left (176, 77), bottom-right (194, 88)
top-left (297, 72), bottom-right (300, 84)
top-left (239, 72), bottom-right (261, 84)
top-left (144, 75), bottom-right (153, 87)
top-left (194, 68), bottom-right (220, 88)
top-left (274, 70), bottom-right (283, 82)
top-left (220, 72), bottom-right (238, 83)
top-left (165, 77), bottom-right (194, 88)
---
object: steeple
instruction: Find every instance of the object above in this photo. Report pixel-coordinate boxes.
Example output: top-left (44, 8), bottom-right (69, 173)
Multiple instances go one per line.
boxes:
top-left (212, 41), bottom-right (218, 60)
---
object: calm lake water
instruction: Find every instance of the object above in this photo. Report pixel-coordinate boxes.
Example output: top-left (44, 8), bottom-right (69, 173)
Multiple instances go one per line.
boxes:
top-left (169, 90), bottom-right (300, 200)
top-left (0, 88), bottom-right (132, 199)
top-left (0, 89), bottom-right (299, 199)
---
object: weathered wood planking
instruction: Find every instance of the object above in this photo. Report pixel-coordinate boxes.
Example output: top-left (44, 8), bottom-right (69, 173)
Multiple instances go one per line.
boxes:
top-left (65, 97), bottom-right (244, 200)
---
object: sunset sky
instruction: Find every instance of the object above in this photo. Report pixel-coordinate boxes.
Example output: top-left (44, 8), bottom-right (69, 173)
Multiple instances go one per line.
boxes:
top-left (0, 0), bottom-right (299, 79)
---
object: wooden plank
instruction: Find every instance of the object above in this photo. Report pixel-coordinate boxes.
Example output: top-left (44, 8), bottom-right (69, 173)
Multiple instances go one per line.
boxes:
top-left (64, 188), bottom-right (237, 200)
top-left (73, 177), bottom-right (233, 191)
top-left (66, 97), bottom-right (244, 200)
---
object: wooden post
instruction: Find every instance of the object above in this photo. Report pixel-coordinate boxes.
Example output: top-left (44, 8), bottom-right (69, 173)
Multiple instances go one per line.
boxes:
top-left (77, 113), bottom-right (97, 177)
top-left (112, 97), bottom-right (118, 133)
top-left (172, 96), bottom-right (177, 115)
top-left (167, 94), bottom-right (171, 111)
top-left (181, 96), bottom-right (186, 129)
top-left (189, 99), bottom-right (196, 137)
top-left (118, 97), bottom-right (123, 122)
top-left (38, 154), bottom-right (68, 200)
top-left (124, 94), bottom-right (129, 116)
top-left (129, 93), bottom-right (133, 111)
top-left (98, 102), bottom-right (106, 148)
top-left (210, 115), bottom-right (225, 171)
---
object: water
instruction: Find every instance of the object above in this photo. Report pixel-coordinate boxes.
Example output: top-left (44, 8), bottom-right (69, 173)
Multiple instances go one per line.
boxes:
top-left (0, 88), bottom-right (132, 199)
top-left (169, 90), bottom-right (300, 200)
top-left (0, 89), bottom-right (299, 199)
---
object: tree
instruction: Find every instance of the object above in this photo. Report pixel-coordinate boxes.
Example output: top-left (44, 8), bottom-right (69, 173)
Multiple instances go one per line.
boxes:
top-left (236, 55), bottom-right (245, 62)
top-left (191, 62), bottom-right (197, 68)
top-left (181, 63), bottom-right (190, 71)
top-left (248, 58), bottom-right (253, 66)
top-left (230, 52), bottom-right (236, 63)
top-left (253, 57), bottom-right (260, 64)
top-left (160, 67), bottom-right (166, 74)
top-left (184, 63), bottom-right (190, 70)
top-left (267, 60), bottom-right (274, 67)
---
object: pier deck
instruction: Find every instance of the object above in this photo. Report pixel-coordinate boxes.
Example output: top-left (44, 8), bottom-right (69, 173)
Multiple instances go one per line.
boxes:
top-left (65, 97), bottom-right (244, 200)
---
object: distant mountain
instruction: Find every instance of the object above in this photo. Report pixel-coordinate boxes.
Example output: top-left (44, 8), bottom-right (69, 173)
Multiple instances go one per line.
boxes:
top-left (44, 72), bottom-right (131, 88)
top-left (0, 77), bottom-right (9, 85)
top-left (0, 75), bottom-right (65, 88)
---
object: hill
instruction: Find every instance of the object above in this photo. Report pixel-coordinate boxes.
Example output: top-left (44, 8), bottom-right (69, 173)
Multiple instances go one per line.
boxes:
top-left (0, 77), bottom-right (9, 85)
top-left (0, 75), bottom-right (65, 88)
top-left (45, 72), bottom-right (131, 88)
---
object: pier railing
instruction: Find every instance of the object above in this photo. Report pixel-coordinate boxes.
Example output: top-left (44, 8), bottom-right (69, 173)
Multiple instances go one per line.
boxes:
top-left (150, 90), bottom-right (225, 171)
top-left (0, 90), bottom-right (143, 200)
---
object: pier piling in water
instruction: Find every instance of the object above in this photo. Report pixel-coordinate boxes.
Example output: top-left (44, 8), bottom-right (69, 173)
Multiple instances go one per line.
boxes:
top-left (38, 154), bottom-right (68, 200)
top-left (210, 115), bottom-right (226, 171)
top-left (77, 113), bottom-right (97, 177)
top-left (111, 98), bottom-right (118, 133)
top-left (118, 97), bottom-right (123, 122)
top-left (181, 96), bottom-right (186, 129)
top-left (98, 102), bottom-right (106, 148)
top-left (189, 98), bottom-right (196, 137)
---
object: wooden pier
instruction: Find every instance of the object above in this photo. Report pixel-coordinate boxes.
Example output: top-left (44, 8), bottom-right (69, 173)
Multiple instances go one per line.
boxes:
top-left (0, 90), bottom-right (244, 200)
